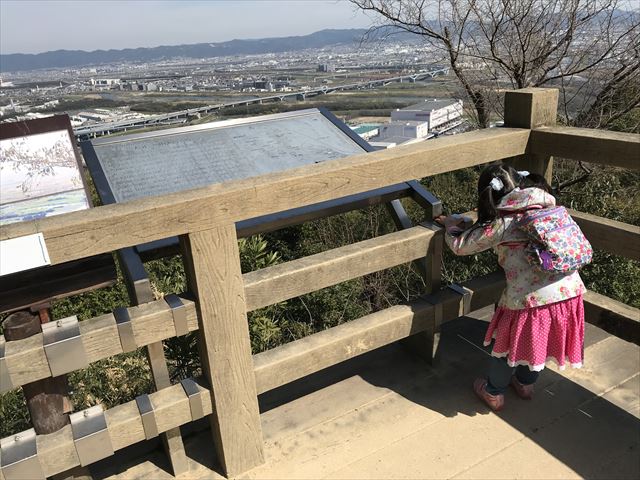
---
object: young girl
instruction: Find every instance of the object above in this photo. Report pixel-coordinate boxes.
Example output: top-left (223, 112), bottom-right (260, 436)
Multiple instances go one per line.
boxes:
top-left (439, 163), bottom-right (586, 411)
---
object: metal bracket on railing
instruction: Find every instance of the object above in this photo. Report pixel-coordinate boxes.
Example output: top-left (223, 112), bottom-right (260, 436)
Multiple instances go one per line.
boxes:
top-left (69, 405), bottom-right (114, 466)
top-left (164, 294), bottom-right (188, 337)
top-left (135, 394), bottom-right (159, 440)
top-left (180, 378), bottom-right (205, 421)
top-left (407, 180), bottom-right (443, 219)
top-left (419, 220), bottom-right (443, 233)
top-left (0, 428), bottom-right (45, 480)
top-left (42, 316), bottom-right (89, 377)
top-left (448, 284), bottom-right (472, 316)
top-left (0, 339), bottom-right (13, 394)
top-left (114, 307), bottom-right (137, 353)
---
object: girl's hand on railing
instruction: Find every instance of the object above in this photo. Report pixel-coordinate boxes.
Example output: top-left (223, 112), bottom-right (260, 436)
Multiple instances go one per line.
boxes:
top-left (436, 214), bottom-right (473, 236)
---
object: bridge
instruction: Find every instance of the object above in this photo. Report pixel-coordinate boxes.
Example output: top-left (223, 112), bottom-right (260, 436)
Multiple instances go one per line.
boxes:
top-left (73, 67), bottom-right (449, 140)
top-left (1, 89), bottom-right (638, 480)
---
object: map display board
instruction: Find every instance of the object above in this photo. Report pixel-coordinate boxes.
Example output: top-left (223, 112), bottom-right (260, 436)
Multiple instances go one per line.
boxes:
top-left (1, 116), bottom-right (90, 226)
top-left (86, 109), bottom-right (367, 204)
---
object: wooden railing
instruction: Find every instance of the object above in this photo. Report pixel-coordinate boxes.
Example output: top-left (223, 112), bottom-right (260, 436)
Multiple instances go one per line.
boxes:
top-left (1, 88), bottom-right (638, 479)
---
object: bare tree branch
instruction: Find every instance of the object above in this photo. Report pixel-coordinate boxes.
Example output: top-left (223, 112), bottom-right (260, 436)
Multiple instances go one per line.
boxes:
top-left (350, 0), bottom-right (640, 129)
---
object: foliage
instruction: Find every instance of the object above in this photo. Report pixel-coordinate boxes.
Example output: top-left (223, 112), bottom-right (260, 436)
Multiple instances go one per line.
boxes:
top-left (68, 352), bottom-right (153, 411)
top-left (553, 159), bottom-right (640, 307)
top-left (239, 235), bottom-right (280, 272)
top-left (0, 390), bottom-right (28, 438)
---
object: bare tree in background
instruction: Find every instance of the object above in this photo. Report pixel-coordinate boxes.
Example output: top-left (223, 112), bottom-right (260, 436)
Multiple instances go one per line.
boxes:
top-left (351, 0), bottom-right (640, 130)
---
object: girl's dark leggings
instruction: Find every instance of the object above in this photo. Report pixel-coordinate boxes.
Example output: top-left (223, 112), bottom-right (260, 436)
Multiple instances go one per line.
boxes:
top-left (486, 356), bottom-right (539, 395)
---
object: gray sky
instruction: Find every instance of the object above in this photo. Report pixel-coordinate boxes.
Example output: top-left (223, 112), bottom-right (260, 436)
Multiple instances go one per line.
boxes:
top-left (0, 0), bottom-right (374, 55)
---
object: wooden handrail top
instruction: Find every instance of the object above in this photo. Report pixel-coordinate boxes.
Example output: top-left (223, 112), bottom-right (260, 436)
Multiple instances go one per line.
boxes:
top-left (1, 128), bottom-right (530, 265)
top-left (531, 126), bottom-right (640, 170)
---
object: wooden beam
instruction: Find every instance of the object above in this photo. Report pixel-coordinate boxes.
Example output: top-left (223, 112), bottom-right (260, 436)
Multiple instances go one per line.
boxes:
top-left (584, 291), bottom-right (640, 346)
top-left (253, 272), bottom-right (506, 394)
top-left (7, 381), bottom-right (212, 478)
top-left (504, 88), bottom-right (559, 129)
top-left (1, 296), bottom-right (198, 391)
top-left (1, 128), bottom-right (531, 265)
top-left (136, 183), bottom-right (416, 261)
top-left (180, 225), bottom-right (264, 476)
top-left (530, 127), bottom-right (640, 170)
top-left (244, 225), bottom-right (437, 311)
top-left (570, 209), bottom-right (640, 261)
top-left (504, 87), bottom-right (558, 181)
top-left (236, 182), bottom-right (413, 238)
top-left (462, 271), bottom-right (506, 311)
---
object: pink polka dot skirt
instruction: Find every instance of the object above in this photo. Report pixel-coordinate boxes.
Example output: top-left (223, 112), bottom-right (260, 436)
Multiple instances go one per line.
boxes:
top-left (484, 295), bottom-right (585, 371)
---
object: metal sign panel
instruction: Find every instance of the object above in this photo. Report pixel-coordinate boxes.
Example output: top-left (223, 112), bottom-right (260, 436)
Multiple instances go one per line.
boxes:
top-left (88, 109), bottom-right (366, 204)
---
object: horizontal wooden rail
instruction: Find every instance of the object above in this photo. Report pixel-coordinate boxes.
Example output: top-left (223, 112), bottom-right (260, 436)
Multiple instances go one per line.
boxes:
top-left (1, 295), bottom-right (198, 391)
top-left (1, 128), bottom-right (530, 265)
top-left (530, 127), bottom-right (640, 170)
top-left (570, 210), bottom-right (640, 261)
top-left (1, 380), bottom-right (212, 478)
top-left (244, 224), bottom-right (440, 311)
top-left (584, 291), bottom-right (640, 346)
top-left (253, 271), bottom-right (506, 394)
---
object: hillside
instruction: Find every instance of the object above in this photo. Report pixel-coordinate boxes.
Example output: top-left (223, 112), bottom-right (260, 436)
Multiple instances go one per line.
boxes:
top-left (0, 29), bottom-right (377, 72)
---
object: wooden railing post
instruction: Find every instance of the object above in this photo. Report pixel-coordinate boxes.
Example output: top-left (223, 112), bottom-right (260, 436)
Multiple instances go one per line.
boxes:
top-left (504, 87), bottom-right (559, 182)
top-left (180, 224), bottom-right (264, 477)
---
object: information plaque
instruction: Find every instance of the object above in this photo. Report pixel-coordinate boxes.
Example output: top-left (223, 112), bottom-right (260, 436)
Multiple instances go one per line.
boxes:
top-left (0, 115), bottom-right (116, 303)
top-left (1, 116), bottom-right (90, 226)
top-left (86, 109), bottom-right (367, 204)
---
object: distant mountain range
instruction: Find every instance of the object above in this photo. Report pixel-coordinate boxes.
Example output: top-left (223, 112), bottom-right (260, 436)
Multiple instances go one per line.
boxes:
top-left (0, 28), bottom-right (404, 73)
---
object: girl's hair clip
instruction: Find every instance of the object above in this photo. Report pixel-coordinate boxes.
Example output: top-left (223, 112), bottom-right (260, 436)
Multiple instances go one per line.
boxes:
top-left (490, 177), bottom-right (504, 191)
top-left (518, 170), bottom-right (530, 177)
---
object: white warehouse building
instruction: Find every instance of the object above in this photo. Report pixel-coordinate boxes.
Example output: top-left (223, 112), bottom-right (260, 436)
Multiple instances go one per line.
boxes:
top-left (377, 120), bottom-right (429, 142)
top-left (372, 98), bottom-right (463, 147)
top-left (390, 98), bottom-right (463, 131)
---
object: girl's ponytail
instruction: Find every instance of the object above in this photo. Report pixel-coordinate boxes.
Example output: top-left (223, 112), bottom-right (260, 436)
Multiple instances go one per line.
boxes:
top-left (477, 185), bottom-right (499, 223)
top-left (476, 163), bottom-right (520, 224)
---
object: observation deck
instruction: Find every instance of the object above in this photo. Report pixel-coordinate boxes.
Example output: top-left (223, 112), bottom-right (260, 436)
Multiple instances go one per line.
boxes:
top-left (99, 307), bottom-right (640, 480)
top-left (0, 88), bottom-right (638, 480)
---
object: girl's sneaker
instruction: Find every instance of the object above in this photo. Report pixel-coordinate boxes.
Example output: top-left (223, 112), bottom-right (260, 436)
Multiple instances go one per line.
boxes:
top-left (473, 378), bottom-right (504, 411)
top-left (510, 376), bottom-right (535, 400)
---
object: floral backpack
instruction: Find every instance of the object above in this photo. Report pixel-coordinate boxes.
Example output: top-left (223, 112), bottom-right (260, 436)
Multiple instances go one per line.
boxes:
top-left (517, 206), bottom-right (593, 273)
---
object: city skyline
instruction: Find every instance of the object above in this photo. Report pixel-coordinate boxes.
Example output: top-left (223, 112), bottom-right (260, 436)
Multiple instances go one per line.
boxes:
top-left (0, 0), bottom-right (373, 55)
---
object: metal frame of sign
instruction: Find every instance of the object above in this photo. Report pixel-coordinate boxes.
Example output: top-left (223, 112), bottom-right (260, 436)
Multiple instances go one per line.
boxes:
top-left (81, 108), bottom-right (439, 292)
top-left (83, 108), bottom-right (420, 255)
